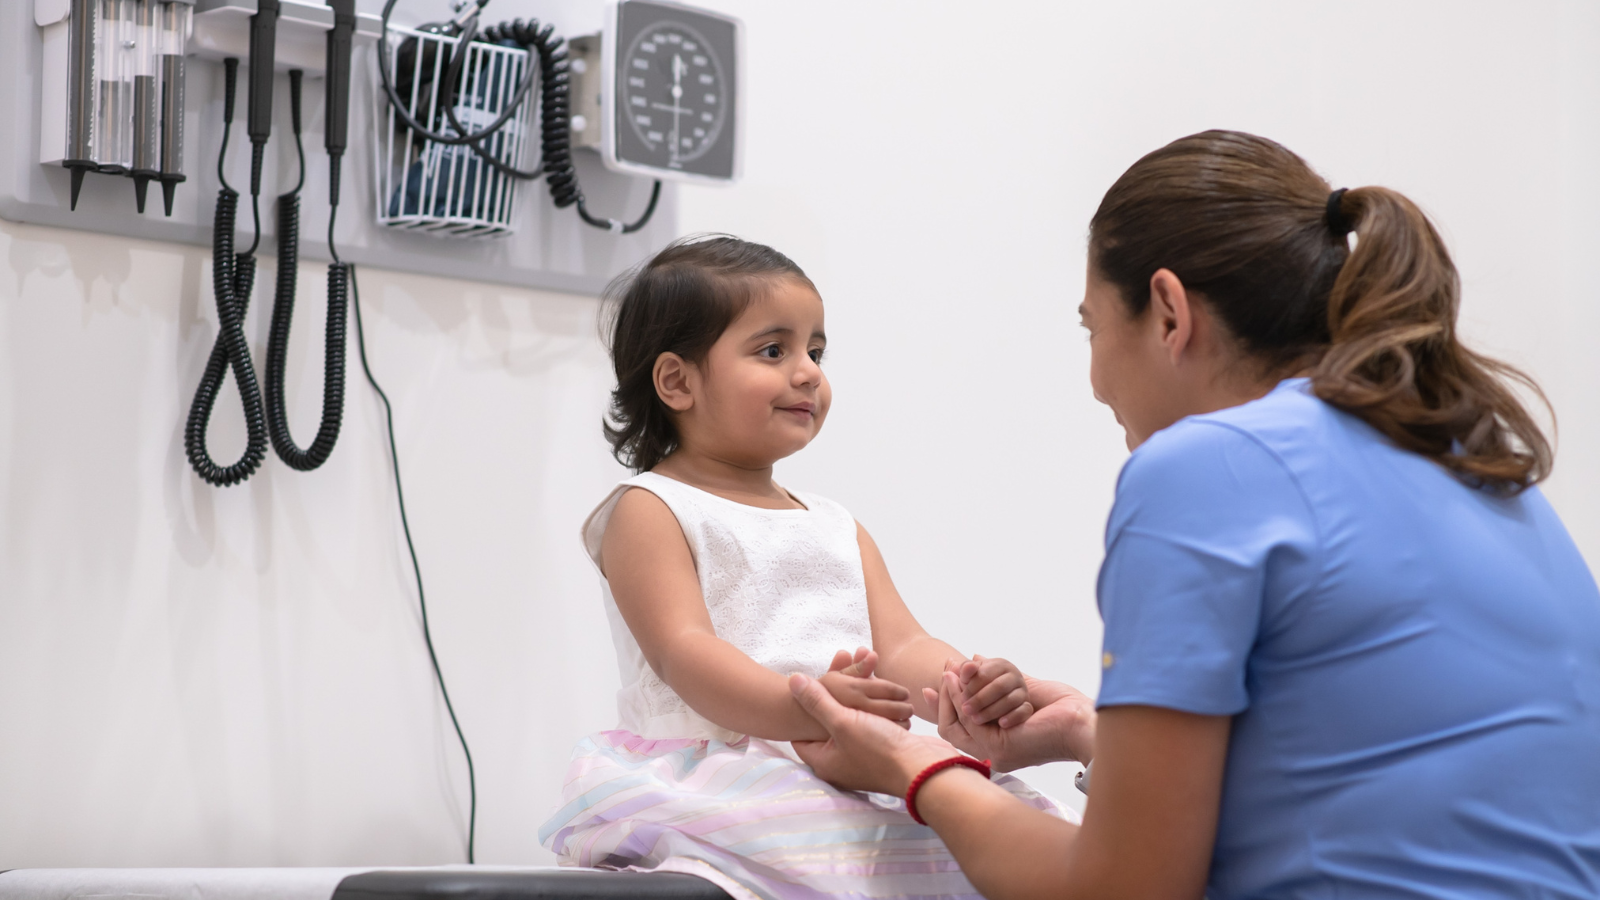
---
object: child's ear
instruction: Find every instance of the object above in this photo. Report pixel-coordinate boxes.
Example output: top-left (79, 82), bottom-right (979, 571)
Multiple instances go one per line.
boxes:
top-left (653, 352), bottom-right (696, 412)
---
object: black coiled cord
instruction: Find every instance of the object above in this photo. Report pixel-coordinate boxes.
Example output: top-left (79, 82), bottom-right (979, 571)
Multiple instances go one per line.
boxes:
top-left (265, 70), bottom-right (349, 472)
top-left (186, 57), bottom-right (269, 488)
top-left (478, 18), bottom-right (661, 233)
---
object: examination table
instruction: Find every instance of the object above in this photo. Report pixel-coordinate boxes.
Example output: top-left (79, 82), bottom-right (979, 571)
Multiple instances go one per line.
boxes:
top-left (0, 867), bottom-right (733, 900)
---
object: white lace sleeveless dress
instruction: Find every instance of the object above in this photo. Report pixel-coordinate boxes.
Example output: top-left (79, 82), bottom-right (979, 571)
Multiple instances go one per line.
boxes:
top-left (538, 472), bottom-right (1065, 900)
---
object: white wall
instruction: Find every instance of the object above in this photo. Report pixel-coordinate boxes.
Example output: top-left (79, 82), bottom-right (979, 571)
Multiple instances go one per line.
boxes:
top-left (3, 0), bottom-right (1597, 868)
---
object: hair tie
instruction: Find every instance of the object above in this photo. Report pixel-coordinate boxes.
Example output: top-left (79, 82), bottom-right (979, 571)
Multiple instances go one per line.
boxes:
top-left (1325, 188), bottom-right (1353, 236)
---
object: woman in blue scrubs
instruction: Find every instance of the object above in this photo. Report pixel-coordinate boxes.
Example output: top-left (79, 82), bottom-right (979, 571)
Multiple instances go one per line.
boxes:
top-left (786, 130), bottom-right (1600, 898)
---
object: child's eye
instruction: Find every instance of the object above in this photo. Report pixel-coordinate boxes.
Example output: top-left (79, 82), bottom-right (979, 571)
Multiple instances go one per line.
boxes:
top-left (809, 348), bottom-right (824, 364)
top-left (759, 344), bottom-right (782, 359)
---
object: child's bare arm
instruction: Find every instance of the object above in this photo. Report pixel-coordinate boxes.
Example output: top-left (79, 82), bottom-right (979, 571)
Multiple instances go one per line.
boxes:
top-left (858, 523), bottom-right (1033, 725)
top-left (858, 522), bottom-right (965, 720)
top-left (602, 488), bottom-right (913, 741)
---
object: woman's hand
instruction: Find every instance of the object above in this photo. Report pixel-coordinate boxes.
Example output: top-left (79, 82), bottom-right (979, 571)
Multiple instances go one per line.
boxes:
top-left (819, 647), bottom-right (914, 728)
top-left (926, 671), bottom-right (1098, 771)
top-left (950, 655), bottom-right (1034, 728)
top-left (789, 673), bottom-right (956, 796)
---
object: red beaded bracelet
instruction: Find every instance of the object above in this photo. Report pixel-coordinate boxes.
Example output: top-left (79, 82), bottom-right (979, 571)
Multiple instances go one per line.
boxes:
top-left (905, 756), bottom-right (992, 825)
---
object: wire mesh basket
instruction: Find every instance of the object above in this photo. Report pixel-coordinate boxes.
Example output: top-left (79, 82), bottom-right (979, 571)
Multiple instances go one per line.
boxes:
top-left (374, 24), bottom-right (536, 238)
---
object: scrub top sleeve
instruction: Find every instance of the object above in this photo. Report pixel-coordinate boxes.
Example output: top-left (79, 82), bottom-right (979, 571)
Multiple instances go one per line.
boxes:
top-left (1096, 421), bottom-right (1320, 717)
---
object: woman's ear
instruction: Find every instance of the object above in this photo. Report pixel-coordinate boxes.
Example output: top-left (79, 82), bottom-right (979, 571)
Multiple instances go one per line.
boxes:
top-left (654, 352), bottom-right (696, 412)
top-left (1148, 268), bottom-right (1196, 366)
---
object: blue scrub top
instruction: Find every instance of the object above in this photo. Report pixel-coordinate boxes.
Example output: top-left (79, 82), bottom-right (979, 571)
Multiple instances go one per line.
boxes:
top-left (1096, 378), bottom-right (1600, 899)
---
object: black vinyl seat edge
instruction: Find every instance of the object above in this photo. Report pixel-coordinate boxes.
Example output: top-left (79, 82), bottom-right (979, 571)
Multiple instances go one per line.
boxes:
top-left (332, 869), bottom-right (733, 900)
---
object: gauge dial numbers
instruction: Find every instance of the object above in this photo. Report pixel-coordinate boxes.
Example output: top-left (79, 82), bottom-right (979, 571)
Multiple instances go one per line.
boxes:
top-left (621, 23), bottom-right (725, 165)
top-left (608, 1), bottom-right (739, 182)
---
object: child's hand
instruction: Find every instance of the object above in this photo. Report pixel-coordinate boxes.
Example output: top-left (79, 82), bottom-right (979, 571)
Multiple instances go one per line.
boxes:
top-left (817, 646), bottom-right (914, 729)
top-left (937, 654), bottom-right (1034, 728)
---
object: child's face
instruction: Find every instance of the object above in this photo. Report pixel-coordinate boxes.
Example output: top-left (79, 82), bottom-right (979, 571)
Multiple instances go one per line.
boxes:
top-left (679, 277), bottom-right (831, 467)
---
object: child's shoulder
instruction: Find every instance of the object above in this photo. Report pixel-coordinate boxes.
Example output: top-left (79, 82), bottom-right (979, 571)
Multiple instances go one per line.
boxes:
top-left (581, 476), bottom-right (679, 569)
top-left (579, 473), bottom-right (733, 570)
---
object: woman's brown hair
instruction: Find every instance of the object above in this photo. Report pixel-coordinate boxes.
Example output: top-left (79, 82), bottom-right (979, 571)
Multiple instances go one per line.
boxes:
top-left (1090, 129), bottom-right (1551, 494)
top-left (602, 234), bottom-right (815, 472)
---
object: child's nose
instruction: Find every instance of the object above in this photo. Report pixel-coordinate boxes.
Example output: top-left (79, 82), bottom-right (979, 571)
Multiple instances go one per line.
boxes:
top-left (794, 357), bottom-right (822, 386)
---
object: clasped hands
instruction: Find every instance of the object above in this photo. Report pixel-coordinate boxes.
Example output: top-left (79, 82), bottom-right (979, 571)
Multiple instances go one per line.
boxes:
top-left (817, 646), bottom-right (1035, 732)
top-left (792, 646), bottom-right (1097, 797)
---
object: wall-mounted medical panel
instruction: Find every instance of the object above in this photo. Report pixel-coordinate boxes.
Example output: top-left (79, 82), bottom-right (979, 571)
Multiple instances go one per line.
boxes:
top-left (5, 0), bottom-right (678, 297)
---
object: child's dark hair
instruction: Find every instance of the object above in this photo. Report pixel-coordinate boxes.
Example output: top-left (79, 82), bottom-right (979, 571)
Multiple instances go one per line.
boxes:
top-left (603, 235), bottom-right (815, 472)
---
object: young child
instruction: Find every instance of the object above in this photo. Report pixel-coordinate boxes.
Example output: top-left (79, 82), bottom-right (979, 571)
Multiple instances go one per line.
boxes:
top-left (539, 236), bottom-right (1064, 900)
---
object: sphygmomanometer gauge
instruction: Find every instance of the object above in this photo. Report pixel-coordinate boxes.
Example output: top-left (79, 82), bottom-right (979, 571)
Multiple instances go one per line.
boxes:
top-left (603, 0), bottom-right (741, 184)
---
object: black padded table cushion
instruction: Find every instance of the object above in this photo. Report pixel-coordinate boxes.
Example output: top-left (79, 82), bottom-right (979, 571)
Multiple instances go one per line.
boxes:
top-left (332, 869), bottom-right (732, 900)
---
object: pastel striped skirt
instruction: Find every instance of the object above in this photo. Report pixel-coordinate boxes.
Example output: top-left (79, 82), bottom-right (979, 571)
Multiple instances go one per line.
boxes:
top-left (538, 730), bottom-right (1070, 900)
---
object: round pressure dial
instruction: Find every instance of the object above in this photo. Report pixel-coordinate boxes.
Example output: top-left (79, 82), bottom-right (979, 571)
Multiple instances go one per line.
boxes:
top-left (618, 21), bottom-right (727, 167)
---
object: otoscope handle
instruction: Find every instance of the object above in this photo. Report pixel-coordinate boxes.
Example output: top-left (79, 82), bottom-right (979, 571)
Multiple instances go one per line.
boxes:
top-left (247, 0), bottom-right (280, 144)
top-left (325, 0), bottom-right (356, 158)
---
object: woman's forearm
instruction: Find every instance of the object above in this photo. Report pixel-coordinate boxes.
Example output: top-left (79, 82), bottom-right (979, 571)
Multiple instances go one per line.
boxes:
top-left (916, 768), bottom-right (1090, 900)
top-left (658, 632), bottom-right (830, 741)
top-left (913, 706), bottom-right (1228, 900)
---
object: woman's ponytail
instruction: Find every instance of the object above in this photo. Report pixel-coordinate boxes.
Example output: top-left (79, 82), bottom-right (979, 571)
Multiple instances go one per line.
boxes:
top-left (1313, 188), bottom-right (1551, 493)
top-left (1091, 130), bottom-right (1552, 495)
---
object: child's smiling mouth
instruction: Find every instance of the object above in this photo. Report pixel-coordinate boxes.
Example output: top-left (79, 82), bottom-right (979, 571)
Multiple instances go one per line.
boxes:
top-left (779, 402), bottom-right (816, 420)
